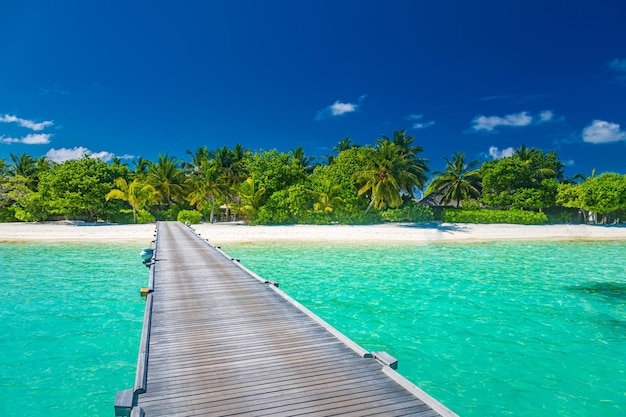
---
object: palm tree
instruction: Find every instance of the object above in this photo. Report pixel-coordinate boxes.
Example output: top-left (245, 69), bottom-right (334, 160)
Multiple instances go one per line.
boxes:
top-left (291, 146), bottom-right (316, 173)
top-left (0, 158), bottom-right (6, 179)
top-left (182, 145), bottom-right (211, 176)
top-left (513, 144), bottom-right (559, 183)
top-left (355, 140), bottom-right (424, 213)
top-left (427, 152), bottom-right (481, 207)
top-left (378, 130), bottom-right (429, 197)
top-left (186, 162), bottom-right (228, 223)
top-left (333, 137), bottom-right (357, 153)
top-left (105, 177), bottom-right (159, 223)
top-left (132, 157), bottom-right (151, 179)
top-left (8, 153), bottom-right (39, 190)
top-left (147, 154), bottom-right (185, 207)
top-left (234, 177), bottom-right (266, 219)
top-left (313, 178), bottom-right (343, 213)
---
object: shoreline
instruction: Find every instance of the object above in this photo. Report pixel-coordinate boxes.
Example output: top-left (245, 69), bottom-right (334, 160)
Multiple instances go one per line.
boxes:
top-left (1, 221), bottom-right (625, 244)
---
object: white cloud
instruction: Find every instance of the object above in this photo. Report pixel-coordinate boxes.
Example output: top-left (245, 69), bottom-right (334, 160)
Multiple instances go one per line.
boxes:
top-left (470, 110), bottom-right (555, 132)
top-left (405, 114), bottom-right (435, 129)
top-left (21, 133), bottom-right (52, 144)
top-left (608, 58), bottom-right (626, 72)
top-left (563, 159), bottom-right (575, 167)
top-left (538, 110), bottom-right (554, 122)
top-left (0, 133), bottom-right (52, 145)
top-left (45, 147), bottom-right (117, 163)
top-left (331, 101), bottom-right (356, 116)
top-left (413, 120), bottom-right (435, 129)
top-left (0, 114), bottom-right (53, 131)
top-left (471, 112), bottom-right (532, 132)
top-left (488, 146), bottom-right (515, 159)
top-left (582, 120), bottom-right (626, 144)
top-left (316, 96), bottom-right (365, 120)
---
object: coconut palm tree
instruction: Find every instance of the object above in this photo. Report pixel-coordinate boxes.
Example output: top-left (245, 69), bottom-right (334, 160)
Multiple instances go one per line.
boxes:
top-left (234, 177), bottom-right (266, 219)
top-left (147, 154), bottom-right (185, 207)
top-left (355, 140), bottom-right (425, 213)
top-left (291, 146), bottom-right (316, 173)
top-left (333, 137), bottom-right (357, 153)
top-left (182, 145), bottom-right (211, 176)
top-left (8, 153), bottom-right (43, 191)
top-left (513, 145), bottom-right (560, 183)
top-left (378, 130), bottom-right (429, 198)
top-left (132, 157), bottom-right (151, 180)
top-left (105, 177), bottom-right (159, 223)
top-left (427, 152), bottom-right (481, 207)
top-left (313, 178), bottom-right (343, 213)
top-left (186, 162), bottom-right (228, 223)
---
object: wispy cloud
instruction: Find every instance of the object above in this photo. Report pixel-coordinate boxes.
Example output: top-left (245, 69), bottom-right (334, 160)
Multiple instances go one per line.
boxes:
top-left (45, 147), bottom-right (133, 163)
top-left (488, 146), bottom-right (515, 159)
top-left (469, 110), bottom-right (554, 132)
top-left (316, 96), bottom-right (365, 120)
top-left (475, 94), bottom-right (513, 102)
top-left (582, 120), bottom-right (626, 144)
top-left (608, 58), bottom-right (626, 83)
top-left (1, 133), bottom-right (52, 145)
top-left (0, 114), bottom-right (53, 131)
top-left (405, 114), bottom-right (435, 130)
top-left (39, 84), bottom-right (70, 96)
top-left (608, 58), bottom-right (626, 72)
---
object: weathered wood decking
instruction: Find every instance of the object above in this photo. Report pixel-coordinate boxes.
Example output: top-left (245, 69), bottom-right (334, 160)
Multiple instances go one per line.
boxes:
top-left (116, 221), bottom-right (457, 417)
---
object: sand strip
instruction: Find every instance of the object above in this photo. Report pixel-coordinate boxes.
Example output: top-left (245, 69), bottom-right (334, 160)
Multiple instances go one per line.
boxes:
top-left (1, 221), bottom-right (625, 244)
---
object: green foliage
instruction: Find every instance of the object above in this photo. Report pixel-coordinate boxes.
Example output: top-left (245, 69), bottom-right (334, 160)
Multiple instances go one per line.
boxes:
top-left (0, 206), bottom-right (17, 222)
top-left (427, 151), bottom-right (481, 207)
top-left (253, 184), bottom-right (313, 224)
top-left (147, 153), bottom-right (186, 207)
top-left (177, 209), bottom-right (203, 224)
top-left (354, 132), bottom-right (429, 213)
top-left (244, 150), bottom-right (307, 201)
top-left (480, 147), bottom-right (562, 211)
top-left (311, 148), bottom-right (367, 216)
top-left (442, 209), bottom-right (548, 225)
top-left (234, 177), bottom-right (266, 219)
top-left (153, 204), bottom-right (186, 221)
top-left (381, 204), bottom-right (434, 222)
top-left (38, 157), bottom-right (122, 221)
top-left (113, 209), bottom-right (155, 224)
top-left (106, 177), bottom-right (159, 223)
top-left (557, 173), bottom-right (626, 223)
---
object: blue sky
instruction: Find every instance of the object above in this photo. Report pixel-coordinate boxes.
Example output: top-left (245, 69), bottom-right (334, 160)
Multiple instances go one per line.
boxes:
top-left (1, 0), bottom-right (625, 177)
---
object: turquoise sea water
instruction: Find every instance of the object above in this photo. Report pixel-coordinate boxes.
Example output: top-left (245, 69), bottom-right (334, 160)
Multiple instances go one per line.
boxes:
top-left (224, 240), bottom-right (626, 417)
top-left (0, 243), bottom-right (147, 417)
top-left (2, 240), bottom-right (625, 416)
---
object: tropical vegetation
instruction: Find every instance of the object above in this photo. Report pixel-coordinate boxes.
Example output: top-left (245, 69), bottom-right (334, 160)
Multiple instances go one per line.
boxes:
top-left (0, 131), bottom-right (624, 225)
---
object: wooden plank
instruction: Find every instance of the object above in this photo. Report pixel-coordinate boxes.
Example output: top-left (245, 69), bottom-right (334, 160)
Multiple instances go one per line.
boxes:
top-left (121, 221), bottom-right (458, 417)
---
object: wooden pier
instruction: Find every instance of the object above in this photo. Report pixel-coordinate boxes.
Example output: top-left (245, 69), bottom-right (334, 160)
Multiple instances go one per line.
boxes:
top-left (116, 221), bottom-right (457, 416)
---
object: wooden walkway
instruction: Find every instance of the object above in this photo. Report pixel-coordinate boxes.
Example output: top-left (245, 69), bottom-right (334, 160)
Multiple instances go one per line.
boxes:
top-left (116, 221), bottom-right (457, 417)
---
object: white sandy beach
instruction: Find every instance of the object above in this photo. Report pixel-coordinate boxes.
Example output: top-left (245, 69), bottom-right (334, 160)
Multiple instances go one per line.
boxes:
top-left (0, 221), bottom-right (625, 244)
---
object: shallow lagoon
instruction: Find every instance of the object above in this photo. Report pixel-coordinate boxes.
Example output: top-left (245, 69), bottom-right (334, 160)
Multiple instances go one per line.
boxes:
top-left (225, 240), bottom-right (626, 416)
top-left (0, 243), bottom-right (146, 416)
top-left (1, 239), bottom-right (625, 416)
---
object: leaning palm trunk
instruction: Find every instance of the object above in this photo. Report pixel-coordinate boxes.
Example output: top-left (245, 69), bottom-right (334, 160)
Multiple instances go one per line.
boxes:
top-left (209, 199), bottom-right (216, 223)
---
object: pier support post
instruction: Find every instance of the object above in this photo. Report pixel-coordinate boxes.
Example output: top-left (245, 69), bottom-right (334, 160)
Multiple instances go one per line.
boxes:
top-left (114, 388), bottom-right (134, 417)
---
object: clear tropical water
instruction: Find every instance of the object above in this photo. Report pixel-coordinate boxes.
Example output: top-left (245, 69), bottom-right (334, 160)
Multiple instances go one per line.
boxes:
top-left (0, 243), bottom-right (147, 417)
top-left (2, 240), bottom-right (625, 417)
top-left (224, 240), bottom-right (626, 417)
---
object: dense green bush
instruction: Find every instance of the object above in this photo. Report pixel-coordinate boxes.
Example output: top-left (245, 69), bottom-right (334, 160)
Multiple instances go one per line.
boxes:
top-left (381, 204), bottom-right (434, 223)
top-left (177, 209), bottom-right (203, 224)
top-left (442, 209), bottom-right (547, 225)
